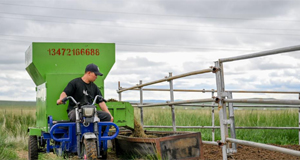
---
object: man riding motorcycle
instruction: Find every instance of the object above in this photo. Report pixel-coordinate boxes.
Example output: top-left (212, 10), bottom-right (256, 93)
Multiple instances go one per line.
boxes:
top-left (56, 63), bottom-right (113, 123)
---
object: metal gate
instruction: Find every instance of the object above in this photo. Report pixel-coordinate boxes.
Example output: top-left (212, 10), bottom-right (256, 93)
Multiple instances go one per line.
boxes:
top-left (117, 45), bottom-right (300, 159)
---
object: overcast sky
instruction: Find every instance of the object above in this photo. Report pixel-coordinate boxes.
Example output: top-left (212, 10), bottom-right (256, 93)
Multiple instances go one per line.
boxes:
top-left (1, 0), bottom-right (300, 102)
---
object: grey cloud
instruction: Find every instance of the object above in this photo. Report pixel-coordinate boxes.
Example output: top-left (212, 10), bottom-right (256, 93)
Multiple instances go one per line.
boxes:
top-left (0, 76), bottom-right (35, 100)
top-left (1, 0), bottom-right (300, 101)
top-left (1, 0), bottom-right (299, 55)
top-left (287, 51), bottom-right (300, 60)
top-left (268, 69), bottom-right (300, 79)
top-left (255, 79), bottom-right (300, 91)
top-left (174, 82), bottom-right (216, 91)
top-left (182, 60), bottom-right (214, 71)
top-left (0, 18), bottom-right (29, 35)
top-left (158, 1), bottom-right (296, 23)
top-left (181, 61), bottom-right (216, 79)
top-left (118, 56), bottom-right (165, 68)
top-left (225, 56), bottom-right (299, 74)
top-left (110, 56), bottom-right (171, 77)
top-left (249, 58), bottom-right (298, 70)
top-left (234, 76), bottom-right (258, 83)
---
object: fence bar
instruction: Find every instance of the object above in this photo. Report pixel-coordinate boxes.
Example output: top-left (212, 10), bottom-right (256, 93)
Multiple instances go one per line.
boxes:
top-left (211, 90), bottom-right (215, 142)
top-left (130, 88), bottom-right (300, 94)
top-left (225, 98), bottom-right (300, 105)
top-left (233, 127), bottom-right (300, 129)
top-left (118, 81), bottom-right (122, 101)
top-left (219, 44), bottom-right (300, 63)
top-left (134, 98), bottom-right (214, 107)
top-left (215, 61), bottom-right (228, 160)
top-left (143, 125), bottom-right (218, 129)
top-left (143, 125), bottom-right (300, 129)
top-left (117, 68), bottom-right (212, 93)
top-left (132, 103), bottom-right (300, 108)
top-left (299, 93), bottom-right (300, 145)
top-left (227, 90), bottom-right (300, 94)
top-left (226, 138), bottom-right (300, 157)
top-left (203, 141), bottom-right (218, 146)
top-left (174, 104), bottom-right (300, 108)
top-left (139, 80), bottom-right (144, 126)
top-left (168, 72), bottom-right (176, 132)
top-left (227, 92), bottom-right (236, 152)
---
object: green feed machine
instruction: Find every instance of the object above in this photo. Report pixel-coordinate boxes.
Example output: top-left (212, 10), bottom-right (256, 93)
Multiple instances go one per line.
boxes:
top-left (25, 42), bottom-right (134, 159)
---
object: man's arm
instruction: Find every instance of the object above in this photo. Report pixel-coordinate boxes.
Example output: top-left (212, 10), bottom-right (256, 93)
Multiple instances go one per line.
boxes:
top-left (99, 102), bottom-right (114, 122)
top-left (56, 92), bottom-right (67, 105)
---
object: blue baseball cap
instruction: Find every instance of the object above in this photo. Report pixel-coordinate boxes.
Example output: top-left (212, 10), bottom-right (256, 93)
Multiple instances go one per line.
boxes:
top-left (85, 63), bottom-right (103, 76)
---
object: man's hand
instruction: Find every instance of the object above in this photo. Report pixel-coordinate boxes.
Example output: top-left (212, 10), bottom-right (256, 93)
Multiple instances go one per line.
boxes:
top-left (56, 99), bottom-right (63, 105)
top-left (57, 92), bottom-right (67, 105)
top-left (99, 102), bottom-right (114, 122)
top-left (110, 115), bottom-right (114, 122)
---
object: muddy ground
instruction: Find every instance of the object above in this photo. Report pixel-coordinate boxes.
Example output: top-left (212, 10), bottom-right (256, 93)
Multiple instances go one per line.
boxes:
top-left (18, 144), bottom-right (300, 160)
top-left (203, 144), bottom-right (300, 160)
top-left (79, 144), bottom-right (300, 160)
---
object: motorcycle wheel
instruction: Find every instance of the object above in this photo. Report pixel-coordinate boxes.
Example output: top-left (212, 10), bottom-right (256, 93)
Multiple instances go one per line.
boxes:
top-left (83, 139), bottom-right (98, 160)
top-left (28, 135), bottom-right (38, 160)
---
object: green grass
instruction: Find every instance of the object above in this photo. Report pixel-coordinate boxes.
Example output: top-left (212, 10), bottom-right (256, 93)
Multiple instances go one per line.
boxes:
top-left (0, 109), bottom-right (36, 159)
top-left (0, 131), bottom-right (18, 160)
top-left (0, 103), bottom-right (299, 159)
top-left (0, 101), bottom-right (35, 107)
top-left (134, 108), bottom-right (299, 145)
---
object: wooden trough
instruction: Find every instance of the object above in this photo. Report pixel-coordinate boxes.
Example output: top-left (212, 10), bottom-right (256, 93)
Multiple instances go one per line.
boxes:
top-left (115, 131), bottom-right (204, 159)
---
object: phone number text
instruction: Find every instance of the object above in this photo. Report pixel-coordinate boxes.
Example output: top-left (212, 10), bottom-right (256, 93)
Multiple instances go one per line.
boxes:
top-left (47, 48), bottom-right (100, 56)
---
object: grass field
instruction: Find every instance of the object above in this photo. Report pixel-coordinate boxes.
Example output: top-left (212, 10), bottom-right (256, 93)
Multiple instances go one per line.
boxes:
top-left (0, 101), bottom-right (298, 159)
top-left (134, 107), bottom-right (299, 145)
top-left (0, 109), bottom-right (35, 159)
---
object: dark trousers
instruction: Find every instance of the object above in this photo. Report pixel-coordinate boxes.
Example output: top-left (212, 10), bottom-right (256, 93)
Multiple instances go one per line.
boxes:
top-left (67, 110), bottom-right (111, 122)
top-left (68, 110), bottom-right (111, 134)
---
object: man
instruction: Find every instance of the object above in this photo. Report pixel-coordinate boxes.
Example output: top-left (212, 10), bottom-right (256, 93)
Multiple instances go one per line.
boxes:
top-left (56, 63), bottom-right (113, 122)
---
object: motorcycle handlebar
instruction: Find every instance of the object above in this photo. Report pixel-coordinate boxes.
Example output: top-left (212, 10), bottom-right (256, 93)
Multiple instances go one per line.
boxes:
top-left (62, 97), bottom-right (69, 104)
top-left (92, 95), bottom-right (100, 105)
top-left (57, 95), bottom-right (104, 106)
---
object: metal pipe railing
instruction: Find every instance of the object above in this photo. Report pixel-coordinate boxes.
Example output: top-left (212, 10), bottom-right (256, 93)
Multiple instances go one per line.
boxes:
top-left (224, 98), bottom-right (300, 105)
top-left (139, 80), bottom-right (144, 126)
top-left (168, 72), bottom-right (176, 132)
top-left (118, 81), bottom-right (122, 101)
top-left (219, 44), bottom-right (300, 63)
top-left (117, 44), bottom-right (300, 159)
top-left (215, 60), bottom-right (229, 159)
top-left (130, 88), bottom-right (300, 94)
top-left (175, 104), bottom-right (300, 108)
top-left (211, 91), bottom-right (216, 142)
top-left (131, 103), bottom-right (300, 108)
top-left (203, 141), bottom-right (218, 145)
top-left (117, 68), bottom-right (213, 93)
top-left (226, 138), bottom-right (300, 157)
top-left (298, 93), bottom-right (300, 145)
top-left (143, 125), bottom-right (300, 130)
top-left (134, 98), bottom-right (214, 108)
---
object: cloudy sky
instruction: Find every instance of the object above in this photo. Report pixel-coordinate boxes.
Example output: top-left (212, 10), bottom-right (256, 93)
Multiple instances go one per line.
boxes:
top-left (1, 0), bottom-right (300, 102)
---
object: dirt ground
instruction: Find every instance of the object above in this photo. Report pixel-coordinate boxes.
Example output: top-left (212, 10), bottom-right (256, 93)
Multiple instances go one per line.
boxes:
top-left (203, 144), bottom-right (300, 160)
top-left (19, 144), bottom-right (300, 160)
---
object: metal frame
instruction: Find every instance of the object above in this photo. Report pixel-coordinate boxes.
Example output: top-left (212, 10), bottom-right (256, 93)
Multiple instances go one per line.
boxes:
top-left (44, 118), bottom-right (120, 154)
top-left (117, 44), bottom-right (300, 159)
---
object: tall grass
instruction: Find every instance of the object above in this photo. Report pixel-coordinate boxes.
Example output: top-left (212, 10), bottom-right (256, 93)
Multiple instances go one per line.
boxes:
top-left (235, 109), bottom-right (298, 144)
top-left (0, 106), bottom-right (298, 159)
top-left (135, 108), bottom-right (298, 145)
top-left (0, 108), bottom-right (36, 159)
top-left (0, 131), bottom-right (18, 160)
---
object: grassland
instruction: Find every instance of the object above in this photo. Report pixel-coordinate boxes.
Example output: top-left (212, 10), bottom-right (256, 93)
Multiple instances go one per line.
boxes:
top-left (0, 101), bottom-right (299, 159)
top-left (134, 107), bottom-right (299, 145)
top-left (0, 108), bottom-right (35, 159)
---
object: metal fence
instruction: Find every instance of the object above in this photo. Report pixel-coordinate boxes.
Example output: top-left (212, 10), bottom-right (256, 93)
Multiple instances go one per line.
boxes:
top-left (116, 44), bottom-right (300, 159)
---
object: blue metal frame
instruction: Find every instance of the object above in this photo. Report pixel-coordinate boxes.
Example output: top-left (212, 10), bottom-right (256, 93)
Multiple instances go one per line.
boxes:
top-left (43, 116), bottom-right (119, 154)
